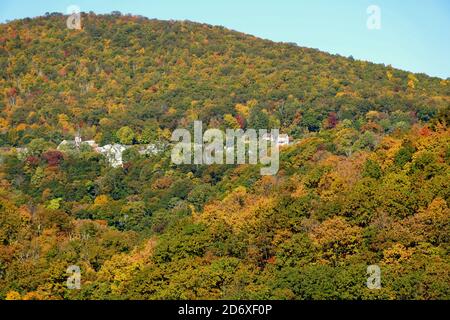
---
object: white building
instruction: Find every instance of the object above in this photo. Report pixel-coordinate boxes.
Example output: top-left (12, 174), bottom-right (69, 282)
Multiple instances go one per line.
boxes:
top-left (277, 134), bottom-right (290, 146)
top-left (57, 134), bottom-right (98, 151)
top-left (56, 134), bottom-right (162, 168)
top-left (95, 144), bottom-right (129, 168)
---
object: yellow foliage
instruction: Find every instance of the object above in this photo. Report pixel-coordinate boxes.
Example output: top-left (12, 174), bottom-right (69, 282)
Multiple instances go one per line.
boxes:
top-left (223, 113), bottom-right (240, 129)
top-left (407, 74), bottom-right (418, 89)
top-left (99, 117), bottom-right (113, 127)
top-left (18, 205), bottom-right (32, 222)
top-left (247, 99), bottom-right (258, 109)
top-left (5, 291), bottom-right (21, 300)
top-left (94, 195), bottom-right (110, 206)
top-left (14, 123), bottom-right (27, 131)
top-left (158, 128), bottom-right (171, 140)
top-left (386, 71), bottom-right (393, 81)
top-left (185, 107), bottom-right (199, 122)
top-left (107, 103), bottom-right (125, 114)
top-left (414, 126), bottom-right (449, 155)
top-left (22, 291), bottom-right (44, 300)
top-left (309, 217), bottom-right (363, 261)
top-left (0, 117), bottom-right (9, 130)
top-left (198, 186), bottom-right (276, 232)
top-left (291, 183), bottom-right (307, 198)
top-left (167, 107), bottom-right (177, 116)
top-left (366, 110), bottom-right (381, 121)
top-left (383, 243), bottom-right (414, 264)
top-left (375, 136), bottom-right (402, 169)
top-left (318, 172), bottom-right (345, 200)
top-left (335, 91), bottom-right (356, 98)
top-left (235, 103), bottom-right (249, 118)
top-left (58, 113), bottom-right (69, 124)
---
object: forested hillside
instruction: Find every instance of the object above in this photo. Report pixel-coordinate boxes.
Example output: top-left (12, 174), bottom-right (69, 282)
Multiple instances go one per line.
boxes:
top-left (0, 13), bottom-right (449, 300)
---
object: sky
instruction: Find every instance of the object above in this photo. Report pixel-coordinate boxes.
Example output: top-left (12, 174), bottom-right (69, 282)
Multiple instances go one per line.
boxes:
top-left (1, 0), bottom-right (449, 79)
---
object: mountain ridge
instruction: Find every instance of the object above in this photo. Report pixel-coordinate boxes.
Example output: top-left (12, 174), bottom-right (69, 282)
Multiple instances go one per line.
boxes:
top-left (1, 13), bottom-right (449, 148)
top-left (1, 12), bottom-right (447, 81)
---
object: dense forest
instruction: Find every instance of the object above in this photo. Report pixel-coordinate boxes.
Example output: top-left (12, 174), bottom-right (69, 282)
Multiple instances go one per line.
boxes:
top-left (0, 12), bottom-right (449, 300)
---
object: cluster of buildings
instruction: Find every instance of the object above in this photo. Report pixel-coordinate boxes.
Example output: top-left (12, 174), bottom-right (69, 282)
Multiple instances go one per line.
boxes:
top-left (55, 132), bottom-right (290, 168)
top-left (57, 135), bottom-right (162, 167)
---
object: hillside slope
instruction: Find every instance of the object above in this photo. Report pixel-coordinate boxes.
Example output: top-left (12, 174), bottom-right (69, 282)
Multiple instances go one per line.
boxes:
top-left (0, 13), bottom-right (449, 300)
top-left (0, 13), bottom-right (449, 146)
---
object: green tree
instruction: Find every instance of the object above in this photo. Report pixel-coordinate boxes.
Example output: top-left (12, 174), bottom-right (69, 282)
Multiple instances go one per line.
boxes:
top-left (362, 159), bottom-right (382, 179)
top-left (116, 126), bottom-right (135, 145)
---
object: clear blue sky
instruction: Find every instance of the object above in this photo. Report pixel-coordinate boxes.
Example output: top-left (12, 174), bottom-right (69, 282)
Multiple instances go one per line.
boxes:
top-left (1, 0), bottom-right (449, 78)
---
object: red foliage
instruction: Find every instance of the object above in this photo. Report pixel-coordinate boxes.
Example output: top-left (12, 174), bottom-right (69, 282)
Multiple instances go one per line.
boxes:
top-left (7, 87), bottom-right (17, 97)
top-left (235, 114), bottom-right (246, 129)
top-left (58, 68), bottom-right (67, 77)
top-left (42, 150), bottom-right (64, 167)
top-left (25, 156), bottom-right (40, 167)
top-left (266, 256), bottom-right (277, 264)
top-left (123, 162), bottom-right (132, 171)
top-left (325, 112), bottom-right (338, 129)
top-left (419, 126), bottom-right (432, 137)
